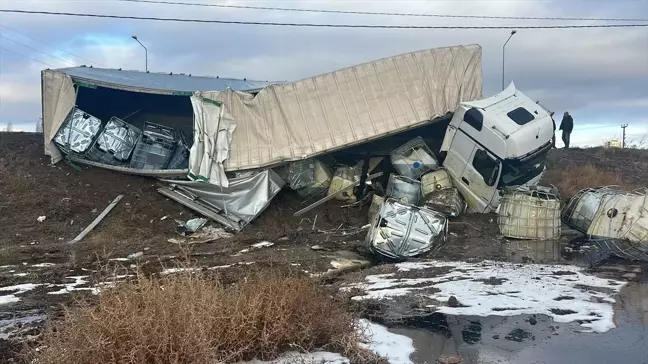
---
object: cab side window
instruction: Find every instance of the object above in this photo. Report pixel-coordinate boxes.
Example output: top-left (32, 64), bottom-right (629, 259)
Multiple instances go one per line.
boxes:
top-left (472, 149), bottom-right (499, 186)
top-left (463, 108), bottom-right (483, 131)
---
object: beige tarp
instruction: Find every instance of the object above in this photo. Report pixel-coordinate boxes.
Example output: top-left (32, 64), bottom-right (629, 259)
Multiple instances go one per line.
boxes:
top-left (41, 70), bottom-right (76, 163)
top-left (198, 44), bottom-right (482, 171)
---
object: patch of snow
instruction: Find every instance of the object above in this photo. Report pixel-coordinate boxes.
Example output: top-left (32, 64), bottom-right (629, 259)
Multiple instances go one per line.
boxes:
top-left (0, 284), bottom-right (41, 305)
top-left (37, 216), bottom-right (46, 222)
top-left (13, 273), bottom-right (29, 277)
top-left (109, 258), bottom-right (130, 262)
top-left (160, 267), bottom-right (201, 275)
top-left (239, 351), bottom-right (349, 364)
top-left (0, 313), bottom-right (46, 340)
top-left (349, 260), bottom-right (627, 333)
top-left (48, 276), bottom-right (91, 295)
top-left (251, 241), bottom-right (274, 249)
top-left (208, 264), bottom-right (233, 270)
top-left (31, 263), bottom-right (56, 268)
top-left (360, 319), bottom-right (414, 364)
top-left (0, 265), bottom-right (16, 269)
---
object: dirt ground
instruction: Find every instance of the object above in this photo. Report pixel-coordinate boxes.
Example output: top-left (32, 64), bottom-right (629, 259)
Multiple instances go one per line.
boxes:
top-left (1, 132), bottom-right (647, 361)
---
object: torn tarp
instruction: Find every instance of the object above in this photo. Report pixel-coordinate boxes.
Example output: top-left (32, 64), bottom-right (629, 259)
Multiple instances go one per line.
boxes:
top-left (159, 169), bottom-right (284, 231)
top-left (188, 95), bottom-right (236, 187)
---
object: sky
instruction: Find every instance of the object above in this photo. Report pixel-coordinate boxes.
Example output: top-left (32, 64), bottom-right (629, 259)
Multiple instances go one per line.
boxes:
top-left (0, 0), bottom-right (646, 147)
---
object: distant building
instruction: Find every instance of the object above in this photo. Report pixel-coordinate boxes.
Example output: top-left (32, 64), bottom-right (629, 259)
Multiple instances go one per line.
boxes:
top-left (605, 139), bottom-right (621, 148)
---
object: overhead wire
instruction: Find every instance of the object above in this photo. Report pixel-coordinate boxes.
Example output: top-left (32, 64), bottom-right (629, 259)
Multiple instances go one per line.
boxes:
top-left (0, 34), bottom-right (75, 66)
top-left (0, 9), bottom-right (647, 29)
top-left (0, 24), bottom-right (103, 66)
top-left (0, 46), bottom-right (56, 67)
top-left (112, 0), bottom-right (648, 23)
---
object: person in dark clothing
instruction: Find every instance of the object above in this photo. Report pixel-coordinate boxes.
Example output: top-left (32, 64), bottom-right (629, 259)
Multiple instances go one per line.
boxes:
top-left (550, 111), bottom-right (557, 148)
top-left (559, 111), bottom-right (574, 148)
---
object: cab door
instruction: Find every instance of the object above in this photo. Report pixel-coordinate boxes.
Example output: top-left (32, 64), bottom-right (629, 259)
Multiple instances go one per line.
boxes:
top-left (461, 147), bottom-right (501, 213)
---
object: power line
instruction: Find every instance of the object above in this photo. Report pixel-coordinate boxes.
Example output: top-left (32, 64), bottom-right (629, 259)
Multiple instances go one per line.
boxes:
top-left (0, 34), bottom-right (75, 66)
top-left (113, 0), bottom-right (648, 23)
top-left (0, 24), bottom-right (103, 66)
top-left (1, 9), bottom-right (648, 29)
top-left (0, 46), bottom-right (55, 67)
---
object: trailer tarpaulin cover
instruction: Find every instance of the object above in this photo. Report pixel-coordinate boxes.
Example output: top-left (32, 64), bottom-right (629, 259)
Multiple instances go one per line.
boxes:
top-left (42, 70), bottom-right (76, 163)
top-left (199, 44), bottom-right (482, 171)
top-left (163, 169), bottom-right (284, 226)
top-left (189, 96), bottom-right (236, 187)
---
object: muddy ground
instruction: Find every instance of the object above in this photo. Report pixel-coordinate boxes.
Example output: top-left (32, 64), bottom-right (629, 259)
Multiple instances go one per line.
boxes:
top-left (1, 132), bottom-right (647, 362)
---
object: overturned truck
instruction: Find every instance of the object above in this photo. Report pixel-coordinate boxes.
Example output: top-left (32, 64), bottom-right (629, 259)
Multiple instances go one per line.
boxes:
top-left (41, 44), bottom-right (554, 236)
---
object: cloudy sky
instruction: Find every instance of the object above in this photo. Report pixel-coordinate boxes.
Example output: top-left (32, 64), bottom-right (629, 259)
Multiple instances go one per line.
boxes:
top-left (0, 0), bottom-right (646, 146)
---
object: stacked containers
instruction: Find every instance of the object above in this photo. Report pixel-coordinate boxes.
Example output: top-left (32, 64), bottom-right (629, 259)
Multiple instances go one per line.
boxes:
top-left (87, 117), bottom-right (141, 165)
top-left (53, 108), bottom-right (102, 155)
top-left (386, 174), bottom-right (421, 206)
top-left (167, 130), bottom-right (191, 170)
top-left (390, 136), bottom-right (438, 180)
top-left (129, 122), bottom-right (176, 170)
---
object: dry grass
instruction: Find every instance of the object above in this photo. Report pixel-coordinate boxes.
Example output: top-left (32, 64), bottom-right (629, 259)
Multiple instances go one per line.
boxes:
top-left (29, 268), bottom-right (382, 364)
top-left (542, 163), bottom-right (631, 200)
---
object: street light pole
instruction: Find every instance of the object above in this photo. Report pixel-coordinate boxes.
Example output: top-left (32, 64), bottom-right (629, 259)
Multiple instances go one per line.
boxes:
top-left (131, 35), bottom-right (148, 72)
top-left (502, 30), bottom-right (517, 91)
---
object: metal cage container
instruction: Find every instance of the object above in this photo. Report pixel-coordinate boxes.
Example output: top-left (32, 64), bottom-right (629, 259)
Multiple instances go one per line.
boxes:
top-left (86, 117), bottom-right (141, 165)
top-left (586, 189), bottom-right (648, 246)
top-left (561, 187), bottom-right (623, 233)
top-left (53, 108), bottom-right (102, 155)
top-left (386, 174), bottom-right (421, 206)
top-left (497, 186), bottom-right (561, 240)
top-left (422, 188), bottom-right (465, 217)
top-left (390, 136), bottom-right (438, 180)
top-left (421, 168), bottom-right (453, 196)
top-left (366, 199), bottom-right (448, 259)
top-left (129, 122), bottom-right (176, 170)
top-left (168, 130), bottom-right (191, 170)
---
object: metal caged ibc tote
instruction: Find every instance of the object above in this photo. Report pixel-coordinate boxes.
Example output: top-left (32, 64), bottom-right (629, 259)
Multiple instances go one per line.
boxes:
top-left (497, 186), bottom-right (561, 240)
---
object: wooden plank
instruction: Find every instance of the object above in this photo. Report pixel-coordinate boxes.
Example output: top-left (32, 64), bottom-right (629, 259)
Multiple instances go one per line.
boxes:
top-left (294, 172), bottom-right (383, 216)
top-left (67, 195), bottom-right (123, 244)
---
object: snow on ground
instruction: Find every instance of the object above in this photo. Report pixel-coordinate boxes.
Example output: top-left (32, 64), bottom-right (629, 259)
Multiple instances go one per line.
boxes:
top-left (239, 351), bottom-right (349, 364)
top-left (47, 276), bottom-right (92, 295)
top-left (347, 260), bottom-right (627, 333)
top-left (236, 320), bottom-right (414, 364)
top-left (361, 319), bottom-right (415, 364)
top-left (0, 284), bottom-right (41, 304)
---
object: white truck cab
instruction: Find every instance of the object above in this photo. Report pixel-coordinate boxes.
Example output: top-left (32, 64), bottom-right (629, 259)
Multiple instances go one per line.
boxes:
top-left (440, 83), bottom-right (554, 213)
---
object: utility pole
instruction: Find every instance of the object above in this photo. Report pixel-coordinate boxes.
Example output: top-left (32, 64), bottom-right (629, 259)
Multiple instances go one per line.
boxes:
top-left (621, 124), bottom-right (628, 148)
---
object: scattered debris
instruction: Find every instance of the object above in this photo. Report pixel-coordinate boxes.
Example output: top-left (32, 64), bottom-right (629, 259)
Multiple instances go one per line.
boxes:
top-left (175, 218), bottom-right (208, 236)
top-left (66, 195), bottom-right (124, 244)
top-left (168, 226), bottom-right (233, 245)
top-left (438, 355), bottom-right (463, 364)
top-left (294, 172), bottom-right (383, 216)
top-left (251, 241), bottom-right (274, 249)
top-left (127, 252), bottom-right (144, 260)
